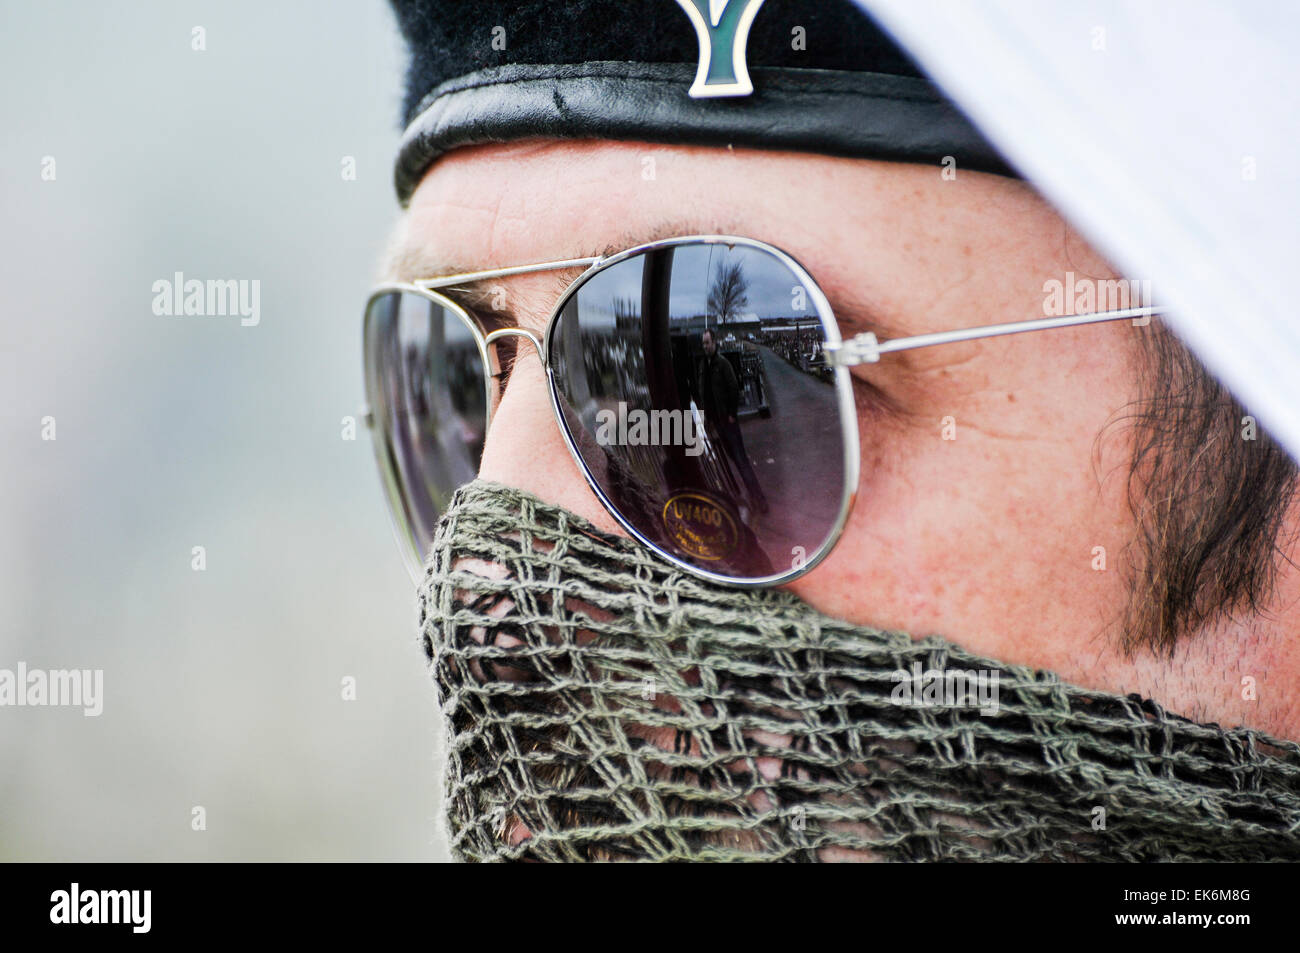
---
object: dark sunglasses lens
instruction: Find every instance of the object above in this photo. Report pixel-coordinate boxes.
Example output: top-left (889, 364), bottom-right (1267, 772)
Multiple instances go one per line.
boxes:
top-left (364, 290), bottom-right (487, 571)
top-left (547, 243), bottom-right (847, 581)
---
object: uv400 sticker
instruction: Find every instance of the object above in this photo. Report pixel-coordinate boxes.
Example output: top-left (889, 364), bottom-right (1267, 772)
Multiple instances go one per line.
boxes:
top-left (662, 491), bottom-right (740, 560)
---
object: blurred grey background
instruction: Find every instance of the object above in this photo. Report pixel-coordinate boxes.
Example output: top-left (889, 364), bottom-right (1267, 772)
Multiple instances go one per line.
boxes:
top-left (0, 1), bottom-right (449, 860)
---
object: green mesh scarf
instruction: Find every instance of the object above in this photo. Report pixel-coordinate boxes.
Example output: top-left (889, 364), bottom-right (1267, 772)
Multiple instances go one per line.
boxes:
top-left (418, 480), bottom-right (1300, 862)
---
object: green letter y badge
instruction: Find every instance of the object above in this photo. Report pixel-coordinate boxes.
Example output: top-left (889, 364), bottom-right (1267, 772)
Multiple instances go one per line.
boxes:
top-left (674, 0), bottom-right (767, 98)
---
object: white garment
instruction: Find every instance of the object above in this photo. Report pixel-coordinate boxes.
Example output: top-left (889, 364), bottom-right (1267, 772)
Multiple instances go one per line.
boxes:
top-left (859, 0), bottom-right (1300, 459)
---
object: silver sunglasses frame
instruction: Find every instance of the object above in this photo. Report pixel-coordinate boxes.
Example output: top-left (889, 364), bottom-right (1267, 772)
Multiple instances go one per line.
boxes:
top-left (364, 233), bottom-right (1162, 587)
top-left (362, 281), bottom-right (497, 582)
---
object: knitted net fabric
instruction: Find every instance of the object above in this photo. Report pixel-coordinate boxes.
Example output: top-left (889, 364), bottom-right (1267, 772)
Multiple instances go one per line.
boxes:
top-left (418, 480), bottom-right (1300, 862)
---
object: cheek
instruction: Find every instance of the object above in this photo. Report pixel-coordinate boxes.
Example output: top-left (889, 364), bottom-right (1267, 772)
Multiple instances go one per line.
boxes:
top-left (786, 350), bottom-right (1137, 652)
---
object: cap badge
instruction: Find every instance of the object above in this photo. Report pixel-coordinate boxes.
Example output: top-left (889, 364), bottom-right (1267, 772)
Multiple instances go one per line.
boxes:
top-left (673, 0), bottom-right (766, 98)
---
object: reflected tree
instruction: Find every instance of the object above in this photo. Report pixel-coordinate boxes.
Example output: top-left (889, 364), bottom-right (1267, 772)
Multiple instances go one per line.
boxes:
top-left (708, 260), bottom-right (749, 328)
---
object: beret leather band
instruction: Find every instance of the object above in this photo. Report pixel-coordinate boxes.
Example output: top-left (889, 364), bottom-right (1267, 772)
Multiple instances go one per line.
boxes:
top-left (393, 60), bottom-right (1019, 205)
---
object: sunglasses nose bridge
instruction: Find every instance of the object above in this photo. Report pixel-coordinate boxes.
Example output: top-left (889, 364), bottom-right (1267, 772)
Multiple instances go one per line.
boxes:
top-left (484, 326), bottom-right (544, 362)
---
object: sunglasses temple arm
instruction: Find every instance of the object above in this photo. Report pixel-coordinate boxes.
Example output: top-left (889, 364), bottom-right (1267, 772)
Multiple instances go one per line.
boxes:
top-left (830, 305), bottom-right (1163, 366)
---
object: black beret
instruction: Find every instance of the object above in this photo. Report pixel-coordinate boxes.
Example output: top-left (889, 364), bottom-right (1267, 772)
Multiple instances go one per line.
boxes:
top-left (389, 0), bottom-right (1015, 204)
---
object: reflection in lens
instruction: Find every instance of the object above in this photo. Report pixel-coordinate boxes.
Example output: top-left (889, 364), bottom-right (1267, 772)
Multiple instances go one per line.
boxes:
top-left (547, 242), bottom-right (847, 580)
top-left (364, 291), bottom-right (487, 569)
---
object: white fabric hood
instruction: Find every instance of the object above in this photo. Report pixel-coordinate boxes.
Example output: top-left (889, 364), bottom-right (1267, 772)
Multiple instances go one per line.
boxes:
top-left (859, 0), bottom-right (1300, 460)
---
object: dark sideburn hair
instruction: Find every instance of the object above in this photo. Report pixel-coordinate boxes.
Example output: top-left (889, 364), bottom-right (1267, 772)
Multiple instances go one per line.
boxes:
top-left (1124, 322), bottom-right (1298, 655)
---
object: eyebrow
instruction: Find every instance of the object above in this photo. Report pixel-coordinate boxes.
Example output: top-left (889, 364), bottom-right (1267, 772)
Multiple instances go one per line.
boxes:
top-left (383, 218), bottom-right (745, 284)
top-left (382, 218), bottom-right (902, 344)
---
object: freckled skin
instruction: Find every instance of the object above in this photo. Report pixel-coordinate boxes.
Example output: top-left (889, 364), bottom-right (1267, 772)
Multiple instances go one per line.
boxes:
top-left (395, 139), bottom-right (1300, 740)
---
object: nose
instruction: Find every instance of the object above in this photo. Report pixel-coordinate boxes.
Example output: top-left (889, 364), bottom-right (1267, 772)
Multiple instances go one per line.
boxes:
top-left (475, 329), bottom-right (625, 537)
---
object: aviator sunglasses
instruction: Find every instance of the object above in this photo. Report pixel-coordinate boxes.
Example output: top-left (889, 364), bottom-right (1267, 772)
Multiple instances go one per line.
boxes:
top-left (363, 235), bottom-right (1159, 586)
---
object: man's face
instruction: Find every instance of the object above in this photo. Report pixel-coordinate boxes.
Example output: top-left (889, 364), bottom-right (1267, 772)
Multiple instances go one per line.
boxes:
top-left (702, 330), bottom-right (716, 356)
top-left (386, 138), bottom-right (1275, 734)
